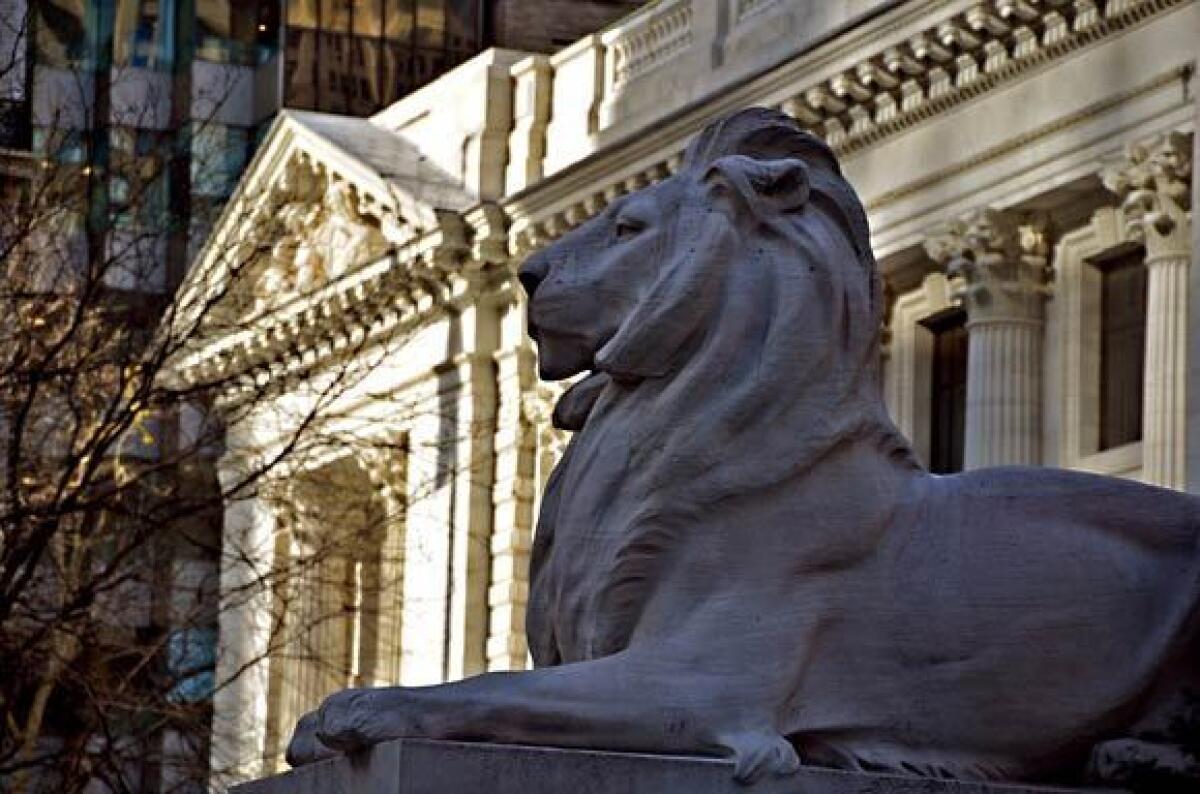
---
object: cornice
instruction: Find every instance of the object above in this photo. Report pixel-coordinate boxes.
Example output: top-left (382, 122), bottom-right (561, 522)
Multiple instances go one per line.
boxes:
top-left (180, 0), bottom-right (1195, 412)
top-left (173, 222), bottom-right (473, 403)
top-left (502, 0), bottom-right (1191, 254)
top-left (865, 65), bottom-right (1191, 213)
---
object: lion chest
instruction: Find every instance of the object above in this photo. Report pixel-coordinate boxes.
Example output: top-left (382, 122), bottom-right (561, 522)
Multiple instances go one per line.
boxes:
top-left (539, 425), bottom-right (655, 662)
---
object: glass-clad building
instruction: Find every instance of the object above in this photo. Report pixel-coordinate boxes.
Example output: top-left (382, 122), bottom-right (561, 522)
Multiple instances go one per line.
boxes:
top-left (284, 0), bottom-right (484, 115)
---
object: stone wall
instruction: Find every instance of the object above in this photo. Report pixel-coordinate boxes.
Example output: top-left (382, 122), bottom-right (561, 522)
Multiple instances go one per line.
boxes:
top-left (491, 0), bottom-right (646, 53)
top-left (184, 0), bottom-right (1200, 785)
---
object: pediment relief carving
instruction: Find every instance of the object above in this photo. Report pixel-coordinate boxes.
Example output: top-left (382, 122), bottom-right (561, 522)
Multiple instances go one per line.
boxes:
top-left (251, 155), bottom-right (411, 317)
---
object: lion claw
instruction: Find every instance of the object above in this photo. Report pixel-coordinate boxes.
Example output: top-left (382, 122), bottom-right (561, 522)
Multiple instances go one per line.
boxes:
top-left (722, 730), bottom-right (802, 784)
top-left (285, 710), bottom-right (339, 767)
top-left (314, 688), bottom-right (378, 753)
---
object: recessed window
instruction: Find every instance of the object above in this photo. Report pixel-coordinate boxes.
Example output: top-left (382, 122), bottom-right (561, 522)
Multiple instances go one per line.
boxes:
top-left (1094, 246), bottom-right (1147, 451)
top-left (922, 307), bottom-right (968, 474)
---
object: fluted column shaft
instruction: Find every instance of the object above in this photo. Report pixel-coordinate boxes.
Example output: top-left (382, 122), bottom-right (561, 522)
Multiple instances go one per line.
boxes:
top-left (1142, 252), bottom-right (1189, 487)
top-left (209, 457), bottom-right (278, 786)
top-left (964, 318), bottom-right (1044, 467)
top-left (1104, 131), bottom-right (1192, 489)
top-left (926, 210), bottom-right (1051, 470)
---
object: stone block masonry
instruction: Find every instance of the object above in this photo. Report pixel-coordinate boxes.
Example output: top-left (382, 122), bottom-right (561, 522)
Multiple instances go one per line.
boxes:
top-left (490, 0), bottom-right (645, 53)
top-left (231, 739), bottom-right (1124, 794)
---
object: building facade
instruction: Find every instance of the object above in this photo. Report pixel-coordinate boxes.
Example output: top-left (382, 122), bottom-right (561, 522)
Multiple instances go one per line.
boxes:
top-left (177, 0), bottom-right (1199, 785)
top-left (0, 3), bottom-right (641, 791)
top-left (4, 0), bottom-right (643, 271)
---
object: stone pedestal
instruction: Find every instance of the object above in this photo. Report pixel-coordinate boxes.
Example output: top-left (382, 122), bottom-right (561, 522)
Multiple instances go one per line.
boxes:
top-left (231, 740), bottom-right (1123, 794)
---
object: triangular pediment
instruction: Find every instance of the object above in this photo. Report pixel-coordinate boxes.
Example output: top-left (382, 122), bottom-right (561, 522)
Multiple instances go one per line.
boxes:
top-left (170, 110), bottom-right (475, 369)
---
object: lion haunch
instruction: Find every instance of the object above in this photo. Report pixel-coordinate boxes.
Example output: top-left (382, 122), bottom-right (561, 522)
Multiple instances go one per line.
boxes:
top-left (287, 107), bottom-right (1200, 789)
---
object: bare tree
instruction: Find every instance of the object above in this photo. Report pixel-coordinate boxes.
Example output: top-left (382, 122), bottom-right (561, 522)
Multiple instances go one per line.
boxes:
top-left (0, 9), bottom-right (472, 791)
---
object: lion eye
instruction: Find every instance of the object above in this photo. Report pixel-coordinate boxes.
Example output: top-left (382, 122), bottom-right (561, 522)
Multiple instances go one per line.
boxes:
top-left (614, 217), bottom-right (646, 241)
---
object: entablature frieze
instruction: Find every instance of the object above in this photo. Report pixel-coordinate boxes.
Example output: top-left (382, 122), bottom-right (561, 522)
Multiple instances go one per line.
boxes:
top-left (174, 229), bottom-right (473, 404)
top-left (500, 0), bottom-right (1191, 261)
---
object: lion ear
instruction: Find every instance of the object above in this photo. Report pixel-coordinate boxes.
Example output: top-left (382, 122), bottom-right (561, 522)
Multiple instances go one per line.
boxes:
top-left (704, 155), bottom-right (810, 220)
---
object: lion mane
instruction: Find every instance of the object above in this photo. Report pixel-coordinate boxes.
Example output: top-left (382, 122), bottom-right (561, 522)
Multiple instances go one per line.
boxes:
top-left (527, 108), bottom-right (918, 665)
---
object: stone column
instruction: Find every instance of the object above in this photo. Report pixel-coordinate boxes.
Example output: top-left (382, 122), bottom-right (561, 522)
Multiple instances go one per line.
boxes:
top-left (399, 300), bottom-right (497, 686)
top-left (1103, 132), bottom-right (1193, 490)
top-left (925, 210), bottom-right (1052, 469)
top-left (400, 409), bottom-right (452, 686)
top-left (359, 445), bottom-right (407, 686)
top-left (1190, 103), bottom-right (1200, 493)
top-left (209, 454), bottom-right (279, 787)
top-left (445, 317), bottom-right (498, 682)
top-left (486, 298), bottom-right (539, 672)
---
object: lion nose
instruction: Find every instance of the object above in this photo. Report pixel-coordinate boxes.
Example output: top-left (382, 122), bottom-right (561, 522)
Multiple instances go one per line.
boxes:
top-left (518, 256), bottom-right (549, 298)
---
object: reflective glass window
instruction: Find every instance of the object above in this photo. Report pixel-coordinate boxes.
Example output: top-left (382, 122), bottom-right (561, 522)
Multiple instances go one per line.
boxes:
top-left (319, 0), bottom-right (350, 32)
top-left (114, 0), bottom-right (175, 68)
top-left (288, 0), bottom-right (319, 27)
top-left (283, 0), bottom-right (482, 114)
top-left (446, 0), bottom-right (477, 51)
top-left (197, 0), bottom-right (279, 64)
top-left (384, 0), bottom-right (414, 40)
top-left (416, 0), bottom-right (445, 47)
top-left (352, 0), bottom-right (383, 37)
top-left (36, 0), bottom-right (87, 66)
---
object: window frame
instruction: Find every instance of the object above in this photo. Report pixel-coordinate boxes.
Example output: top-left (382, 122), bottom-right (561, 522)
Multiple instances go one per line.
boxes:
top-left (1047, 206), bottom-right (1144, 478)
top-left (883, 270), bottom-right (957, 470)
top-left (921, 306), bottom-right (968, 475)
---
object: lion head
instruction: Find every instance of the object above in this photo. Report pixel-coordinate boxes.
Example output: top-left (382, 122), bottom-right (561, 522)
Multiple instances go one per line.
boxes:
top-left (521, 108), bottom-right (894, 451)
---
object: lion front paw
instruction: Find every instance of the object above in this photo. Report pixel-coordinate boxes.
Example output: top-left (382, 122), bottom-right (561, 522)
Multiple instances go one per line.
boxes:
top-left (285, 710), bottom-right (339, 767)
top-left (719, 729), bottom-right (801, 784)
top-left (286, 686), bottom-right (431, 767)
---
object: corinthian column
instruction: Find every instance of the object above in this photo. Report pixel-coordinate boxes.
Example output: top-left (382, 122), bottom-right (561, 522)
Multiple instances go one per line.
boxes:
top-left (926, 210), bottom-right (1052, 469)
top-left (1103, 132), bottom-right (1193, 490)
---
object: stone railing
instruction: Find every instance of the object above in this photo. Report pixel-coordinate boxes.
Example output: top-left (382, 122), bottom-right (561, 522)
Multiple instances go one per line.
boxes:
top-left (734, 0), bottom-right (780, 25)
top-left (350, 0), bottom-right (1189, 212)
top-left (604, 0), bottom-right (695, 91)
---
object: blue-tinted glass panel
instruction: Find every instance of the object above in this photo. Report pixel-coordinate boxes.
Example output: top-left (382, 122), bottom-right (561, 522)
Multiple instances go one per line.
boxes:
top-left (114, 0), bottom-right (176, 68)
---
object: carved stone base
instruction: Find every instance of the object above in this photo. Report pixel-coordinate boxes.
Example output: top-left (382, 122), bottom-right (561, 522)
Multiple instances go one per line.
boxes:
top-left (231, 740), bottom-right (1124, 793)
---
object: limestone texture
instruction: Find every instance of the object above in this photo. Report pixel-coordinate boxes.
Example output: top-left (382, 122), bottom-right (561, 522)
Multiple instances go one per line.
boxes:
top-left (284, 109), bottom-right (1200, 790)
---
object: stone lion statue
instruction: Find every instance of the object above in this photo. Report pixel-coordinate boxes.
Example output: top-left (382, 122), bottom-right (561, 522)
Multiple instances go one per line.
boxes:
top-left (288, 108), bottom-right (1200, 788)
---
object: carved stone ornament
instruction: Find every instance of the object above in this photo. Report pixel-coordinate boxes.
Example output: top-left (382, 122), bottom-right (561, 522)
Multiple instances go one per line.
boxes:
top-left (253, 160), bottom-right (393, 315)
top-left (1101, 131), bottom-right (1193, 260)
top-left (286, 109), bottom-right (1200, 790)
top-left (923, 208), bottom-right (1052, 324)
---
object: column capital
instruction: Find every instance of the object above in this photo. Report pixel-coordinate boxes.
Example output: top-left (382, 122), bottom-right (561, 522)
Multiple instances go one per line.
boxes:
top-left (1101, 131), bottom-right (1193, 262)
top-left (923, 208), bottom-right (1052, 324)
